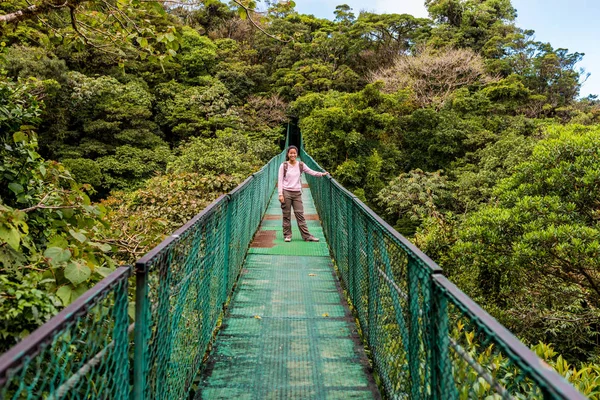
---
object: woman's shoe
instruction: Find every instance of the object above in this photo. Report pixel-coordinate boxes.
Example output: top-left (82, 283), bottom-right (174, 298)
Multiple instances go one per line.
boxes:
top-left (305, 236), bottom-right (319, 242)
top-left (284, 237), bottom-right (292, 242)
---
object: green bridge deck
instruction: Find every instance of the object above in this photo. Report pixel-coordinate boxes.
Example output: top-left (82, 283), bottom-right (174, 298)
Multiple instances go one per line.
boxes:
top-left (197, 184), bottom-right (380, 399)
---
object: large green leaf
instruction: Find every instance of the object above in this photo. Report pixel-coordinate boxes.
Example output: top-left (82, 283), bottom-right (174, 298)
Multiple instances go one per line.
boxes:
top-left (56, 285), bottom-right (73, 306)
top-left (8, 182), bottom-right (23, 195)
top-left (0, 225), bottom-right (21, 250)
top-left (95, 266), bottom-right (114, 278)
top-left (69, 229), bottom-right (87, 243)
top-left (44, 247), bottom-right (71, 266)
top-left (89, 241), bottom-right (112, 252)
top-left (47, 235), bottom-right (69, 249)
top-left (64, 261), bottom-right (91, 285)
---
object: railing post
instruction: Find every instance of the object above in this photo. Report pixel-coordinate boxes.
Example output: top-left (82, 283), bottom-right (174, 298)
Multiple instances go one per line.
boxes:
top-left (222, 195), bottom-right (233, 301)
top-left (113, 274), bottom-right (130, 400)
top-left (134, 263), bottom-right (149, 400)
top-left (330, 181), bottom-right (334, 253)
top-left (367, 225), bottom-right (379, 350)
top-left (346, 197), bottom-right (355, 300)
top-left (430, 277), bottom-right (457, 400)
top-left (407, 257), bottom-right (421, 399)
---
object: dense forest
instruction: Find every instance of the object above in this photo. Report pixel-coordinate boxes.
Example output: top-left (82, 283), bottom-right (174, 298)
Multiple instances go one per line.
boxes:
top-left (1, 0), bottom-right (599, 392)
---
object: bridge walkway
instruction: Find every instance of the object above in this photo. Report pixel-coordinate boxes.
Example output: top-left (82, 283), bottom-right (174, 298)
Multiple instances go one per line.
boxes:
top-left (196, 180), bottom-right (380, 399)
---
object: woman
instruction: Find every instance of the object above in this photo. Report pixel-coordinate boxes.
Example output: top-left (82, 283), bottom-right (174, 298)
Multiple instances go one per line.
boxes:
top-left (278, 146), bottom-right (328, 242)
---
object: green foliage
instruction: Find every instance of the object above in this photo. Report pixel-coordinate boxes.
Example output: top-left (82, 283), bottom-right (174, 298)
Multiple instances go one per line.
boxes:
top-left (168, 129), bottom-right (276, 178)
top-left (272, 59), bottom-right (361, 100)
top-left (0, 274), bottom-right (60, 353)
top-left (295, 84), bottom-right (411, 202)
top-left (532, 343), bottom-right (600, 398)
top-left (0, 1), bottom-right (182, 65)
top-left (377, 169), bottom-right (452, 235)
top-left (1, 78), bottom-right (114, 320)
top-left (61, 158), bottom-right (102, 188)
top-left (452, 130), bottom-right (537, 210)
top-left (96, 145), bottom-right (172, 192)
top-left (402, 108), bottom-right (473, 171)
top-left (2, 46), bottom-right (67, 83)
top-left (103, 172), bottom-right (241, 264)
top-left (425, 0), bottom-right (517, 51)
top-left (155, 79), bottom-right (240, 139)
top-left (36, 72), bottom-right (171, 194)
top-left (418, 124), bottom-right (600, 361)
top-left (176, 27), bottom-right (218, 83)
top-left (0, 76), bottom-right (42, 133)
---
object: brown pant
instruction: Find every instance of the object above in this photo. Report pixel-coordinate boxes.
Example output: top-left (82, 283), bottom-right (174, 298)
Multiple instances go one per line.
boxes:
top-left (281, 190), bottom-right (311, 239)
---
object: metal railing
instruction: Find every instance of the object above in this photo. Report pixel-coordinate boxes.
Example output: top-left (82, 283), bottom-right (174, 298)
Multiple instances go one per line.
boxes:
top-left (300, 147), bottom-right (584, 400)
top-left (0, 266), bottom-right (131, 399)
top-left (132, 150), bottom-right (284, 399)
top-left (0, 142), bottom-right (585, 399)
top-left (0, 151), bottom-right (284, 400)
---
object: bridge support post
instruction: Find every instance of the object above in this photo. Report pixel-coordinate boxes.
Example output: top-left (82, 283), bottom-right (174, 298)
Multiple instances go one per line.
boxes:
top-left (113, 275), bottom-right (130, 400)
top-left (407, 257), bottom-right (421, 399)
top-left (367, 225), bottom-right (379, 352)
top-left (430, 277), bottom-right (457, 400)
top-left (222, 195), bottom-right (233, 303)
top-left (347, 198), bottom-right (355, 300)
top-left (133, 264), bottom-right (149, 400)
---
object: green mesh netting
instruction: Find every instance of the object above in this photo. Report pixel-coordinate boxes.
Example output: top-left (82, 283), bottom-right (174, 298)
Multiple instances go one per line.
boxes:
top-left (0, 267), bottom-right (131, 400)
top-left (300, 148), bottom-right (583, 400)
top-left (133, 152), bottom-right (285, 399)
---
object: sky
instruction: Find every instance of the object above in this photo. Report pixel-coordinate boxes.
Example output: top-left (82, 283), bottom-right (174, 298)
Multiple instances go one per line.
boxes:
top-left (292, 0), bottom-right (600, 98)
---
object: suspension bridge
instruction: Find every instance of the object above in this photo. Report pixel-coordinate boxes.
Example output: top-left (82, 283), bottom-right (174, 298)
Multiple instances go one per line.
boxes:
top-left (0, 139), bottom-right (586, 399)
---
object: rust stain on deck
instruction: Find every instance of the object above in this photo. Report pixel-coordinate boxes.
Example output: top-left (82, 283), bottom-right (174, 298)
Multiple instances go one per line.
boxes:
top-left (251, 230), bottom-right (277, 248)
top-left (263, 214), bottom-right (319, 221)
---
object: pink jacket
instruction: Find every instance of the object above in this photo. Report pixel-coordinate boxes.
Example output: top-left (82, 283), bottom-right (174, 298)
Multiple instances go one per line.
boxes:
top-left (278, 162), bottom-right (321, 196)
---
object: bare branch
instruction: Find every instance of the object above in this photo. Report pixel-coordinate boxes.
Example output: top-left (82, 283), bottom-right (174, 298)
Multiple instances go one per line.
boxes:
top-left (20, 192), bottom-right (80, 213)
top-left (66, 6), bottom-right (124, 56)
top-left (69, 5), bottom-right (90, 45)
top-left (370, 47), bottom-right (496, 108)
top-left (231, 0), bottom-right (291, 43)
top-left (99, 0), bottom-right (139, 34)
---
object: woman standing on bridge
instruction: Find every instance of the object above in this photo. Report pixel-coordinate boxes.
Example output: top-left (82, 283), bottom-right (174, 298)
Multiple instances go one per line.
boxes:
top-left (278, 146), bottom-right (328, 242)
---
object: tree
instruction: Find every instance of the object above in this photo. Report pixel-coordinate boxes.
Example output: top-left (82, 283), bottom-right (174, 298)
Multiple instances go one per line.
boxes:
top-left (38, 72), bottom-right (171, 195)
top-left (333, 4), bottom-right (355, 25)
top-left (419, 124), bottom-right (600, 361)
top-left (295, 84), bottom-right (411, 202)
top-left (168, 129), bottom-right (276, 178)
top-left (377, 169), bottom-right (452, 235)
top-left (425, 0), bottom-right (517, 51)
top-left (370, 46), bottom-right (494, 108)
top-left (154, 79), bottom-right (240, 139)
top-left (1, 77), bottom-right (116, 346)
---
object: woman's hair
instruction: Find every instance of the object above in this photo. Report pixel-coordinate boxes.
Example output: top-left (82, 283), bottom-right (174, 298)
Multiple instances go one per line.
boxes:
top-left (285, 145), bottom-right (299, 161)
